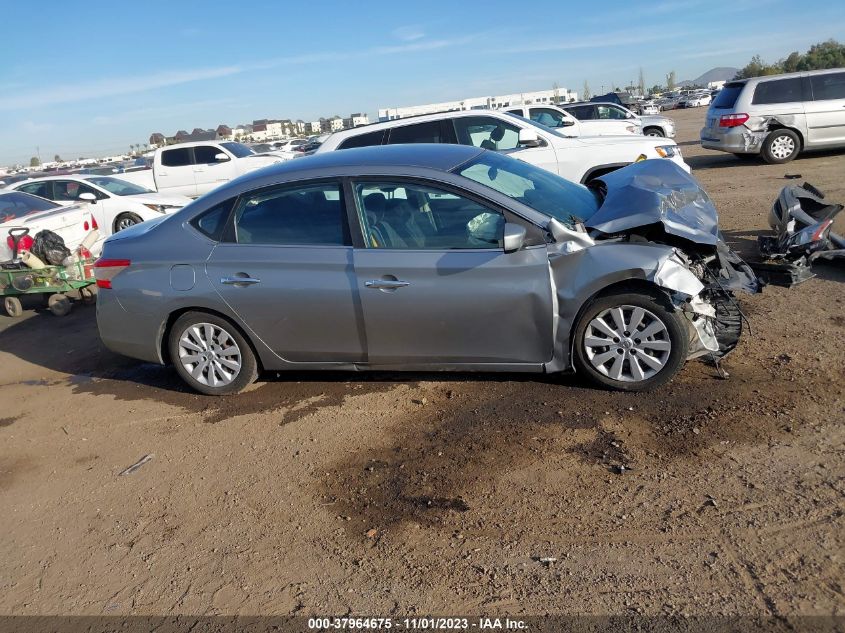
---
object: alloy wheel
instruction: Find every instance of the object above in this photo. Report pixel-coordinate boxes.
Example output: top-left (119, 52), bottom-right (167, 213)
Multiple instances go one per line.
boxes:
top-left (178, 323), bottom-right (242, 387)
top-left (116, 216), bottom-right (138, 231)
top-left (583, 305), bottom-right (671, 382)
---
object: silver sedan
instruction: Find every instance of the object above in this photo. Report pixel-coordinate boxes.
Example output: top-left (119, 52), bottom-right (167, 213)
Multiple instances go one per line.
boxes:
top-left (95, 144), bottom-right (757, 395)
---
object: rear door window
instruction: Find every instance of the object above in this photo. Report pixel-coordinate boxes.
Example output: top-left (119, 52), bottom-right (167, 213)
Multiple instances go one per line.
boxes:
top-left (752, 78), bottom-right (804, 105)
top-left (232, 181), bottom-right (351, 246)
top-left (810, 72), bottom-right (845, 101)
top-left (386, 121), bottom-right (443, 144)
top-left (17, 181), bottom-right (53, 199)
top-left (161, 148), bottom-right (192, 167)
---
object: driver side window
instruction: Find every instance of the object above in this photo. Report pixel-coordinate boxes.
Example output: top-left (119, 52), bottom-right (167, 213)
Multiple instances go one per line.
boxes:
top-left (354, 181), bottom-right (504, 250)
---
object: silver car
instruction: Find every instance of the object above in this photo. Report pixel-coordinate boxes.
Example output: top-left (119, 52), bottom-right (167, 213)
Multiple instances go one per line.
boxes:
top-left (700, 68), bottom-right (845, 163)
top-left (95, 144), bottom-right (757, 395)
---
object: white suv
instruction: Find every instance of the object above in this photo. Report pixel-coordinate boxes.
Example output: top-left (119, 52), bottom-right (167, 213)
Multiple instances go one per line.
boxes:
top-left (315, 110), bottom-right (687, 183)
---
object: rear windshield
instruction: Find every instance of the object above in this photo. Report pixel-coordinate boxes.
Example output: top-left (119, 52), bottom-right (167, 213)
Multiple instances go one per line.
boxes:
top-left (711, 83), bottom-right (745, 109)
top-left (0, 191), bottom-right (60, 222)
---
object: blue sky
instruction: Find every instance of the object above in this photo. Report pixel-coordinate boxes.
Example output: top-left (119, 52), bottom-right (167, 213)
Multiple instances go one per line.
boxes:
top-left (1, 0), bottom-right (842, 165)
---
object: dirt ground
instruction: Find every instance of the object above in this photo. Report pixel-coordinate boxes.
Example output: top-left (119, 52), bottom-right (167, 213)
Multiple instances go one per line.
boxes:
top-left (0, 108), bottom-right (843, 620)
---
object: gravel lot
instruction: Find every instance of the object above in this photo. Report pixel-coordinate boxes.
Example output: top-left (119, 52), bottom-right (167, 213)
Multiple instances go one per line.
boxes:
top-left (0, 108), bottom-right (843, 620)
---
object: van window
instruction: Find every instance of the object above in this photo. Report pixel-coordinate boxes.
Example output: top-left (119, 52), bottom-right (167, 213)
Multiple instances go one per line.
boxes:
top-left (810, 72), bottom-right (845, 101)
top-left (712, 83), bottom-right (745, 109)
top-left (161, 148), bottom-right (192, 167)
top-left (752, 77), bottom-right (803, 105)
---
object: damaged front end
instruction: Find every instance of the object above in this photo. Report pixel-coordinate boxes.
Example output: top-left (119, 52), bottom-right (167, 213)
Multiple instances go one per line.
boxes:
top-left (576, 160), bottom-right (759, 362)
top-left (753, 181), bottom-right (845, 287)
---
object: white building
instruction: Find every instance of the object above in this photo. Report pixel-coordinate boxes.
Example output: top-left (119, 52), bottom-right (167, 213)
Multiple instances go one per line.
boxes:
top-left (378, 87), bottom-right (577, 121)
top-left (307, 121), bottom-right (322, 134)
top-left (344, 113), bottom-right (369, 128)
top-left (325, 117), bottom-right (344, 133)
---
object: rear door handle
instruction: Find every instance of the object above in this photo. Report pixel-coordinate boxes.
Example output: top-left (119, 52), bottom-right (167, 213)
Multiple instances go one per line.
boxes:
top-left (365, 279), bottom-right (410, 290)
top-left (221, 276), bottom-right (260, 285)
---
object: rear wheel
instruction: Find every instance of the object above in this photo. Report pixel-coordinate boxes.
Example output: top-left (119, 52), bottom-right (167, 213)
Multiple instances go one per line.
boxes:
top-left (114, 212), bottom-right (143, 233)
top-left (573, 290), bottom-right (688, 391)
top-left (48, 293), bottom-right (72, 317)
top-left (762, 129), bottom-right (800, 164)
top-left (168, 312), bottom-right (258, 395)
top-left (4, 296), bottom-right (22, 318)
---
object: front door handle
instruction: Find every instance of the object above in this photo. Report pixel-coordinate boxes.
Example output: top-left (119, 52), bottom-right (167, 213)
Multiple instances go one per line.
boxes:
top-left (221, 275), bottom-right (260, 286)
top-left (365, 279), bottom-right (410, 290)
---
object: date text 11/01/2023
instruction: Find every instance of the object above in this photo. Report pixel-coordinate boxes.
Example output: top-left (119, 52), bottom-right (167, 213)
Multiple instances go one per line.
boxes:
top-left (307, 617), bottom-right (528, 630)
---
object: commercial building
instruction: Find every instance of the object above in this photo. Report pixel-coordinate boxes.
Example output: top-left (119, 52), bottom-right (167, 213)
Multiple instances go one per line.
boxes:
top-left (378, 87), bottom-right (577, 121)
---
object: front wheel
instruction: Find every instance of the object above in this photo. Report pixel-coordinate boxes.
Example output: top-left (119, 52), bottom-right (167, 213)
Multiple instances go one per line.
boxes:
top-left (573, 290), bottom-right (689, 391)
top-left (168, 312), bottom-right (258, 395)
top-left (114, 212), bottom-right (144, 233)
top-left (644, 127), bottom-right (665, 137)
top-left (762, 129), bottom-right (800, 164)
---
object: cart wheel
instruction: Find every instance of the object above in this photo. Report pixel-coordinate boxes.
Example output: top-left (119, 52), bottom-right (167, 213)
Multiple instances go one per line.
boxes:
top-left (48, 293), bottom-right (72, 317)
top-left (79, 286), bottom-right (96, 305)
top-left (4, 296), bottom-right (23, 318)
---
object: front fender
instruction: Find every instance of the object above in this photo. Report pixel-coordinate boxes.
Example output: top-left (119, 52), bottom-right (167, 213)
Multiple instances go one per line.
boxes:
top-left (545, 241), bottom-right (703, 372)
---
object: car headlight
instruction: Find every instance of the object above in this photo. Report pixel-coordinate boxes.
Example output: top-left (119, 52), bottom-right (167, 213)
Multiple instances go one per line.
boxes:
top-left (143, 203), bottom-right (181, 213)
top-left (655, 145), bottom-right (679, 158)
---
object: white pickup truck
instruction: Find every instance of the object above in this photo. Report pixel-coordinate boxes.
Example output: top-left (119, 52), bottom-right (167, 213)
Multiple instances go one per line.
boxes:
top-left (119, 141), bottom-right (283, 197)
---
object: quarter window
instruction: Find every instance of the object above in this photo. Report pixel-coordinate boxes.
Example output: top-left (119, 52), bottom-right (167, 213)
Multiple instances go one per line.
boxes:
top-left (354, 181), bottom-right (504, 250)
top-left (452, 117), bottom-right (520, 151)
top-left (338, 130), bottom-right (385, 149)
top-left (810, 72), bottom-right (845, 101)
top-left (233, 182), bottom-right (350, 246)
top-left (752, 78), bottom-right (804, 105)
top-left (161, 148), bottom-right (192, 167)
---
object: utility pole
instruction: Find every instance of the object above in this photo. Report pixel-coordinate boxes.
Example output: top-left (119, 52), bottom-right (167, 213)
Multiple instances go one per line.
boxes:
top-left (36, 146), bottom-right (41, 165)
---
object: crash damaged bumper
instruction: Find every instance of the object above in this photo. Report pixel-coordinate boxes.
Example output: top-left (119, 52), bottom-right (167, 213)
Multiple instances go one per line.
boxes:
top-left (700, 114), bottom-right (803, 154)
top-left (751, 182), bottom-right (845, 287)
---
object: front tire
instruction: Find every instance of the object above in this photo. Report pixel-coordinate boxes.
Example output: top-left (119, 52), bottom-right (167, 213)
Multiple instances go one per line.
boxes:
top-left (762, 129), bottom-right (800, 164)
top-left (114, 212), bottom-right (144, 233)
top-left (168, 312), bottom-right (258, 395)
top-left (573, 290), bottom-right (688, 391)
top-left (644, 127), bottom-right (665, 137)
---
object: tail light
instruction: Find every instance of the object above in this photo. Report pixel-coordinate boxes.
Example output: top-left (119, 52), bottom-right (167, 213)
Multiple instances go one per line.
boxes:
top-left (83, 216), bottom-right (99, 231)
top-left (94, 258), bottom-right (131, 289)
top-left (719, 113), bottom-right (749, 128)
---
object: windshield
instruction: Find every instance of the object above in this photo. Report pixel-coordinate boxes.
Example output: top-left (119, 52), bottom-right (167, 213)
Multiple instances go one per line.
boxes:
top-left (0, 191), bottom-right (60, 223)
top-left (454, 151), bottom-right (599, 226)
top-left (86, 176), bottom-right (153, 196)
top-left (220, 142), bottom-right (255, 158)
top-left (502, 112), bottom-right (570, 139)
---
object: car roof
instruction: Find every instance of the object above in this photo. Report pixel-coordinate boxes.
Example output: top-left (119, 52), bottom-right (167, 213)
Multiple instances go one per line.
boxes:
top-left (325, 108), bottom-right (512, 141)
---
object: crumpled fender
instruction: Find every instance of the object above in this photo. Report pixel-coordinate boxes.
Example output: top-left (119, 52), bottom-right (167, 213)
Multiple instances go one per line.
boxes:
top-left (545, 241), bottom-right (707, 372)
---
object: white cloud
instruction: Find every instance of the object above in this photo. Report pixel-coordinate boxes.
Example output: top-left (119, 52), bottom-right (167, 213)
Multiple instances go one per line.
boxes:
top-left (392, 25), bottom-right (425, 42)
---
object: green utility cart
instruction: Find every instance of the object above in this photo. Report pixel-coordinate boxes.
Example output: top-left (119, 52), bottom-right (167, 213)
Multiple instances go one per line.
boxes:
top-left (0, 259), bottom-right (96, 317)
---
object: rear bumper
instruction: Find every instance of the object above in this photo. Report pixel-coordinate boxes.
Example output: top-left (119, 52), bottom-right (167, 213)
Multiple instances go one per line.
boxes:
top-left (96, 290), bottom-right (165, 364)
top-left (700, 125), bottom-right (761, 154)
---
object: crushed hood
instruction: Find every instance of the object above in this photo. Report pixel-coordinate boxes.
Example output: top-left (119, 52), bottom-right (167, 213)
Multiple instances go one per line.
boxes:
top-left (586, 160), bottom-right (719, 246)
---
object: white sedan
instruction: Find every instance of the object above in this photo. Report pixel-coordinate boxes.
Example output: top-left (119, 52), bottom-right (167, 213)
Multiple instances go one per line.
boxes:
top-left (685, 94), bottom-right (712, 107)
top-left (7, 175), bottom-right (191, 236)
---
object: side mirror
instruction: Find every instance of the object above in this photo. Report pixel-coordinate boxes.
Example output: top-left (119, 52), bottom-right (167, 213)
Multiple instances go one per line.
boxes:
top-left (503, 223), bottom-right (526, 253)
top-left (561, 118), bottom-right (575, 127)
top-left (78, 192), bottom-right (97, 203)
top-left (214, 152), bottom-right (230, 162)
top-left (518, 128), bottom-right (541, 148)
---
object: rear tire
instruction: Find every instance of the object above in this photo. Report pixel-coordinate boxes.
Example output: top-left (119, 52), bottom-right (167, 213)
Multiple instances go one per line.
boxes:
top-left (762, 129), bottom-right (800, 164)
top-left (114, 212), bottom-right (144, 233)
top-left (573, 290), bottom-right (688, 392)
top-left (4, 296), bottom-right (22, 318)
top-left (48, 293), bottom-right (72, 317)
top-left (168, 311), bottom-right (258, 395)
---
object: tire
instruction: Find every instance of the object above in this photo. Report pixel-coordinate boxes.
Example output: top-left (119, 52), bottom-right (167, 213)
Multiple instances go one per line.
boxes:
top-left (572, 289), bottom-right (689, 392)
top-left (762, 129), bottom-right (800, 164)
top-left (114, 212), bottom-right (144, 233)
top-left (48, 293), bottom-right (72, 317)
top-left (168, 311), bottom-right (258, 395)
top-left (4, 296), bottom-right (23, 318)
top-left (644, 127), bottom-right (665, 137)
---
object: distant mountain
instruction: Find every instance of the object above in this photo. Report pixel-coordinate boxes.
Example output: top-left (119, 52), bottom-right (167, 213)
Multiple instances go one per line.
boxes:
top-left (678, 67), bottom-right (739, 87)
